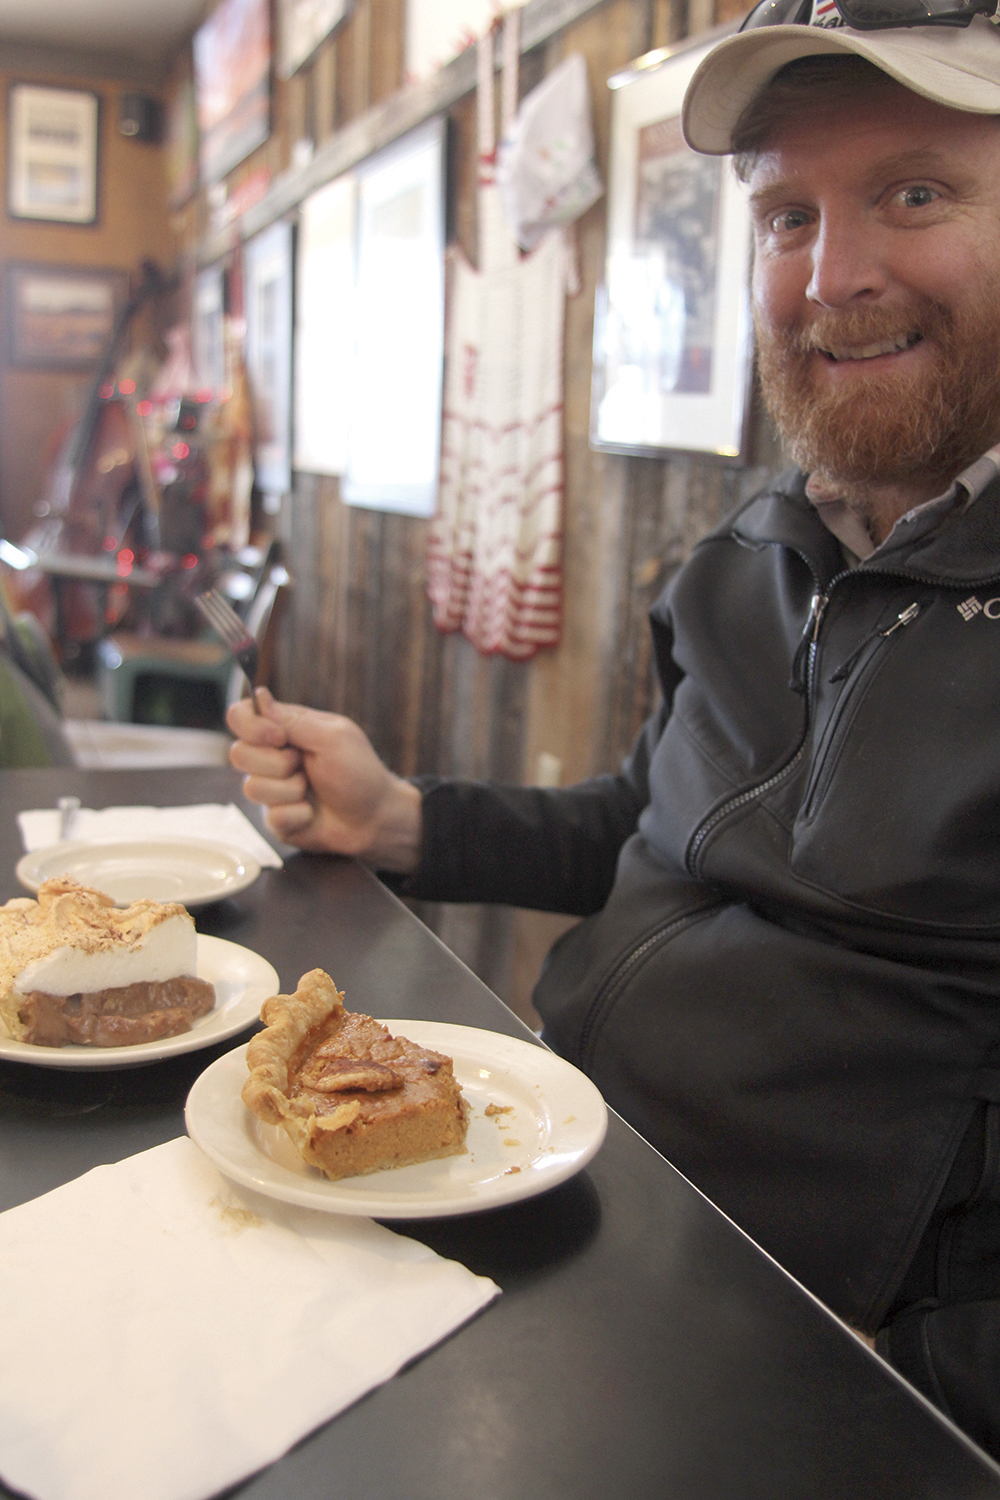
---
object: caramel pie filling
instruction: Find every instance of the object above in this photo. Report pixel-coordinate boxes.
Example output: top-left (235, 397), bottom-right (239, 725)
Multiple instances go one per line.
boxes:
top-left (19, 975), bottom-right (215, 1048)
top-left (242, 970), bottom-right (469, 1181)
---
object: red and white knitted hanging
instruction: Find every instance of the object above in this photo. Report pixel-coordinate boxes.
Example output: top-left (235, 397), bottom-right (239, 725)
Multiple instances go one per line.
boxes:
top-left (427, 11), bottom-right (564, 659)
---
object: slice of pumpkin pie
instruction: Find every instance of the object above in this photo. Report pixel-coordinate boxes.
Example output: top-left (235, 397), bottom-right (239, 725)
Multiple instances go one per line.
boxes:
top-left (242, 969), bottom-right (469, 1181)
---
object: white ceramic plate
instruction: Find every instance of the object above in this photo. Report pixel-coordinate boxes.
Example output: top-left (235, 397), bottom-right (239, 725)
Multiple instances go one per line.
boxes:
top-left (15, 837), bottom-right (261, 909)
top-left (0, 935), bottom-right (277, 1070)
top-left (185, 1020), bottom-right (608, 1218)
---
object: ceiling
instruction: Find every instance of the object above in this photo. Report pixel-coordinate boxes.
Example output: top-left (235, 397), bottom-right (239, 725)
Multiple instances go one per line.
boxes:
top-left (0, 0), bottom-right (211, 71)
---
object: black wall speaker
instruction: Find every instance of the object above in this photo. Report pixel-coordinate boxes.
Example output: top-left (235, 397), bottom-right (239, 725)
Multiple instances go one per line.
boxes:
top-left (118, 94), bottom-right (162, 144)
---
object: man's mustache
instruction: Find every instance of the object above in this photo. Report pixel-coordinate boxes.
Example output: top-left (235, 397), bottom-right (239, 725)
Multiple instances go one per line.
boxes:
top-left (770, 301), bottom-right (950, 358)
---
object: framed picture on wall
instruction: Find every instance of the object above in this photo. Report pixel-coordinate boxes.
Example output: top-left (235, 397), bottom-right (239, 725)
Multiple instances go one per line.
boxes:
top-left (590, 32), bottom-right (753, 462)
top-left (193, 0), bottom-right (271, 185)
top-left (294, 172), bottom-right (356, 476)
top-left (243, 219), bottom-right (294, 497)
top-left (7, 84), bottom-right (99, 225)
top-left (277, 0), bottom-right (353, 79)
top-left (5, 263), bottom-right (128, 368)
top-left (342, 117), bottom-right (446, 517)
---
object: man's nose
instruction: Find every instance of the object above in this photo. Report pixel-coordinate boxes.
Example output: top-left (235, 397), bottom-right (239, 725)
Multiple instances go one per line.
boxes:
top-left (806, 217), bottom-right (887, 309)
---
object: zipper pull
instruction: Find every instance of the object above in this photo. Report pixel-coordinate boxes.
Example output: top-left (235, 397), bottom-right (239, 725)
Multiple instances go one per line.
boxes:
top-left (789, 592), bottom-right (828, 694)
top-left (829, 601), bottom-right (920, 683)
top-left (810, 593), bottom-right (830, 640)
top-left (882, 601), bottom-right (920, 636)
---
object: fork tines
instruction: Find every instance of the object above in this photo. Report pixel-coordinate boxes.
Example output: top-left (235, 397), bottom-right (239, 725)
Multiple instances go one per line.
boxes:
top-left (195, 589), bottom-right (259, 677)
top-left (195, 588), bottom-right (253, 648)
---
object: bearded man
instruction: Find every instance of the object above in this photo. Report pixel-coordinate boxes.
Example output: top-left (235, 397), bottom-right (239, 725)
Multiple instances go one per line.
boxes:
top-left (229, 0), bottom-right (1000, 1458)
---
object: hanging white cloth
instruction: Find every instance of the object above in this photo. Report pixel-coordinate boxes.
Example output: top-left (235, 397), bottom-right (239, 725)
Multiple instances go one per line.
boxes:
top-left (428, 11), bottom-right (565, 659)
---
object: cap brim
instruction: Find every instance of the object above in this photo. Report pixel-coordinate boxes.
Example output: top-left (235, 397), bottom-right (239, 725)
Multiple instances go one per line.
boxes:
top-left (682, 17), bottom-right (1000, 154)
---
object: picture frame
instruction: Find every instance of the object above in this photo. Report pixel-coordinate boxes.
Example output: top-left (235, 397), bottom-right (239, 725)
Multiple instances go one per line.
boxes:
top-left (7, 84), bottom-right (100, 225)
top-left (590, 31), bottom-right (753, 462)
top-left (5, 263), bottom-right (128, 368)
top-left (277, 0), bottom-right (353, 79)
top-left (294, 171), bottom-right (356, 476)
top-left (243, 219), bottom-right (294, 497)
top-left (342, 117), bottom-right (446, 517)
top-left (193, 0), bottom-right (271, 186)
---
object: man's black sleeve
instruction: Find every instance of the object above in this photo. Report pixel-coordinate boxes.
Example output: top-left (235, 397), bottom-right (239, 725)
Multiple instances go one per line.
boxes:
top-left (398, 702), bottom-right (669, 917)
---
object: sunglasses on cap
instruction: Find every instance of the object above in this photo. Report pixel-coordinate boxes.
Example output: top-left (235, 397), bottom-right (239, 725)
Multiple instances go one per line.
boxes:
top-left (741, 0), bottom-right (1000, 30)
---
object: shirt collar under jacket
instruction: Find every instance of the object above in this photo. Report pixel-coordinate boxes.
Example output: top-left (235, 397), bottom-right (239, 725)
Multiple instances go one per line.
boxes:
top-left (804, 441), bottom-right (1000, 567)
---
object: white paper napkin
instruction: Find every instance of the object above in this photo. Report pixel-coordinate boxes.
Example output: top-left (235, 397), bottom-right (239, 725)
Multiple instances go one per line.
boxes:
top-left (17, 803), bottom-right (283, 869)
top-left (0, 1138), bottom-right (499, 1500)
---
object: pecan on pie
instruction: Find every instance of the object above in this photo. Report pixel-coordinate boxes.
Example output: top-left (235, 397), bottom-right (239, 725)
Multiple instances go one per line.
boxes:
top-left (241, 969), bottom-right (469, 1181)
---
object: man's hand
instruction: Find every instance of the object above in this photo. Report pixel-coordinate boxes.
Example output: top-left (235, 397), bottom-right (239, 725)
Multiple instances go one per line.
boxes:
top-left (226, 688), bottom-right (422, 872)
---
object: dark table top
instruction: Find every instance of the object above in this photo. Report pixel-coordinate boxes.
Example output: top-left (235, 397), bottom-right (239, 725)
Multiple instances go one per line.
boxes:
top-left (2, 766), bottom-right (1000, 1500)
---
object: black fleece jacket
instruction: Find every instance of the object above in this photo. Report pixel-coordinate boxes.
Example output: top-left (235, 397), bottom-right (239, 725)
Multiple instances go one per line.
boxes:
top-left (405, 468), bottom-right (1000, 1333)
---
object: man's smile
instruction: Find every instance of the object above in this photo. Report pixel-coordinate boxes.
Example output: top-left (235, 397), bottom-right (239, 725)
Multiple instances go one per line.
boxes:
top-left (818, 331), bottom-right (924, 363)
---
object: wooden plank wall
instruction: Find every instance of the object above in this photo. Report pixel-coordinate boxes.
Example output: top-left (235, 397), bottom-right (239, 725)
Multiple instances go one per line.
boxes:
top-left (179, 0), bottom-right (784, 1024)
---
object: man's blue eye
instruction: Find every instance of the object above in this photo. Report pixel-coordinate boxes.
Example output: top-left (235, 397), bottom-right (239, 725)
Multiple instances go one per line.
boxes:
top-left (900, 186), bottom-right (936, 208)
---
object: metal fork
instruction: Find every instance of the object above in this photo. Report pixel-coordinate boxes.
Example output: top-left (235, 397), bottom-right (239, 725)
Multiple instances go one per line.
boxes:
top-left (195, 589), bottom-right (260, 710)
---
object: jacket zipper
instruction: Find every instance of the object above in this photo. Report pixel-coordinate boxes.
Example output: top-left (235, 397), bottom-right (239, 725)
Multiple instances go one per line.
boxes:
top-left (684, 554), bottom-right (959, 880)
top-left (578, 904), bottom-right (721, 1072)
top-left (685, 579), bottom-right (829, 877)
top-left (799, 600), bottom-right (921, 822)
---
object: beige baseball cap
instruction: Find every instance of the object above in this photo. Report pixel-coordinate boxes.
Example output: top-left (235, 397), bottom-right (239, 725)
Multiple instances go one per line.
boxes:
top-left (682, 4), bottom-right (1000, 154)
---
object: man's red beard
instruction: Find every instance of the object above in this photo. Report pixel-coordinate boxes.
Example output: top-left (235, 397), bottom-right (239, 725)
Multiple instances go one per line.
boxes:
top-left (754, 292), bottom-right (1000, 495)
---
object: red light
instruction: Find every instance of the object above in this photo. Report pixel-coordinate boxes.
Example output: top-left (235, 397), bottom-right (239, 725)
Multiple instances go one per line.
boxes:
top-left (116, 558), bottom-right (133, 578)
top-left (136, 400), bottom-right (153, 417)
top-left (181, 553), bottom-right (198, 570)
top-left (172, 442), bottom-right (190, 460)
top-left (118, 549), bottom-right (134, 565)
top-left (118, 378), bottom-right (136, 396)
top-left (104, 605), bottom-right (119, 624)
top-left (181, 414), bottom-right (197, 429)
top-left (200, 534), bottom-right (215, 549)
top-left (102, 535), bottom-right (117, 552)
top-left (99, 382), bottom-right (114, 399)
top-left (195, 388), bottom-right (213, 403)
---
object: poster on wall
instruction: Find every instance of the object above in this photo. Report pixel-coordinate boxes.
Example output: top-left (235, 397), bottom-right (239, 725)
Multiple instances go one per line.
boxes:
top-left (193, 0), bottom-right (271, 185)
top-left (294, 173), bottom-right (356, 476)
top-left (244, 220), bottom-right (294, 497)
top-left (342, 118), bottom-right (445, 518)
top-left (590, 34), bottom-right (753, 460)
top-left (405, 0), bottom-right (505, 82)
top-left (277, 0), bottom-right (354, 78)
top-left (7, 85), bottom-right (99, 224)
top-left (5, 263), bottom-right (127, 368)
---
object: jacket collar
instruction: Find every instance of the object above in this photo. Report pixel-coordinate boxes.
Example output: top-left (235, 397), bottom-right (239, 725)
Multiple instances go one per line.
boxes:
top-left (731, 469), bottom-right (1000, 589)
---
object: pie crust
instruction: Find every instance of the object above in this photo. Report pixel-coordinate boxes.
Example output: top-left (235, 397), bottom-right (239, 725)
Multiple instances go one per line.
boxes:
top-left (242, 969), bottom-right (469, 1180)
